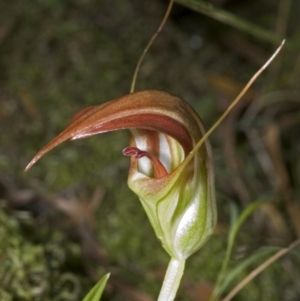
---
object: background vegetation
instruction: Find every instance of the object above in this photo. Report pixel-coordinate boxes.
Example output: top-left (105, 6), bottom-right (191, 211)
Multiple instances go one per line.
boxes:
top-left (1, 0), bottom-right (300, 300)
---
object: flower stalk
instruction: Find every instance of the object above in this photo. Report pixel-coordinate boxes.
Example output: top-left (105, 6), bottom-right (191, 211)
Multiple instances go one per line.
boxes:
top-left (157, 258), bottom-right (185, 301)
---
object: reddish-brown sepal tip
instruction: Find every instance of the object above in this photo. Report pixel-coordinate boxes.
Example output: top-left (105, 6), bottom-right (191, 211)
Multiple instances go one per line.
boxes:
top-left (24, 160), bottom-right (36, 173)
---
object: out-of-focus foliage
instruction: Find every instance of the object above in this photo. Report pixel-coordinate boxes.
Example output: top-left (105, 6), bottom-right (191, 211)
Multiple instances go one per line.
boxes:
top-left (1, 0), bottom-right (300, 300)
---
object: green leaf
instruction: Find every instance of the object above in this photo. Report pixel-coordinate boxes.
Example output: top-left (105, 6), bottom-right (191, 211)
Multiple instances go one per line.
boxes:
top-left (211, 200), bottom-right (268, 300)
top-left (82, 274), bottom-right (110, 301)
top-left (217, 247), bottom-right (280, 296)
top-left (229, 202), bottom-right (239, 231)
top-left (228, 200), bottom-right (267, 247)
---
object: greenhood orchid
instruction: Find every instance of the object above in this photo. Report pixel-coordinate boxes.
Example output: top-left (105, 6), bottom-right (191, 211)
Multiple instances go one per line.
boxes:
top-left (26, 90), bottom-right (216, 260)
top-left (24, 35), bottom-right (284, 300)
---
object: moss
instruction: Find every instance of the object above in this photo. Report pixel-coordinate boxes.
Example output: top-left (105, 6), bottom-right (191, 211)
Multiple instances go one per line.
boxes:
top-left (0, 204), bottom-right (91, 300)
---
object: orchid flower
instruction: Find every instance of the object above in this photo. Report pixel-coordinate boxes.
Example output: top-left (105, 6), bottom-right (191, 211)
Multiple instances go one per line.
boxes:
top-left (26, 90), bottom-right (216, 300)
top-left (26, 90), bottom-right (216, 257)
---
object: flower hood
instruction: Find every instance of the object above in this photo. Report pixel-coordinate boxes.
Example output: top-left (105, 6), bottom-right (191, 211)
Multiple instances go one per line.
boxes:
top-left (26, 90), bottom-right (216, 260)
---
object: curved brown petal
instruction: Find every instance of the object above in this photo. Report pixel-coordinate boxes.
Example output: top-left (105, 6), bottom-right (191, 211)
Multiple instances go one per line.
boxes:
top-left (25, 90), bottom-right (202, 171)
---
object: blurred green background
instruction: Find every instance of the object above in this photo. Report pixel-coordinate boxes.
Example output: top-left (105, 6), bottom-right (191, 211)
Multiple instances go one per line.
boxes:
top-left (1, 0), bottom-right (300, 300)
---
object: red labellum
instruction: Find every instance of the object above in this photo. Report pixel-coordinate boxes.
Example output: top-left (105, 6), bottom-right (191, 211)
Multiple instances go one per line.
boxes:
top-left (123, 146), bottom-right (168, 178)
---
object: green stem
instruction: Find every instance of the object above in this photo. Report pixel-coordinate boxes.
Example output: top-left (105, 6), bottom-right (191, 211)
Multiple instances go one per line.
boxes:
top-left (174, 0), bottom-right (284, 45)
top-left (157, 258), bottom-right (185, 301)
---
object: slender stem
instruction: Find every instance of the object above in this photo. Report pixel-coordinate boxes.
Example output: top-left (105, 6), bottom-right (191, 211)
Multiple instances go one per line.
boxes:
top-left (222, 238), bottom-right (300, 301)
top-left (130, 0), bottom-right (174, 93)
top-left (157, 258), bottom-right (185, 301)
top-left (181, 40), bottom-right (285, 170)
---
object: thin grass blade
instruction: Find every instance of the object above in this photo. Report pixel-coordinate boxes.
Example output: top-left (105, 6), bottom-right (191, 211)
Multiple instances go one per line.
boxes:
top-left (82, 274), bottom-right (110, 301)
